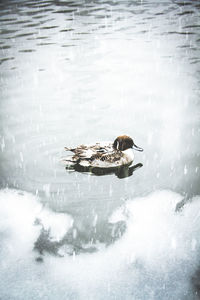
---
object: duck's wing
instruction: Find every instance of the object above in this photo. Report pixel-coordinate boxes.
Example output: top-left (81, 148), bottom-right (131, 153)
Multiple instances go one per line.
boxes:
top-left (88, 151), bottom-right (132, 168)
top-left (99, 151), bottom-right (123, 163)
top-left (78, 150), bottom-right (123, 168)
top-left (62, 149), bottom-right (94, 165)
top-left (63, 142), bottom-right (113, 166)
top-left (64, 144), bottom-right (88, 155)
top-left (91, 142), bottom-right (114, 153)
top-left (64, 142), bottom-right (113, 158)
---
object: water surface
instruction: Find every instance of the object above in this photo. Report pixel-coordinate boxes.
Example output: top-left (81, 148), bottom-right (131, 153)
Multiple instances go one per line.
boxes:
top-left (0, 0), bottom-right (200, 299)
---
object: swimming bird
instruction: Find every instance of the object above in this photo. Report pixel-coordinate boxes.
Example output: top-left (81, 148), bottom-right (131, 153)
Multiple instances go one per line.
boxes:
top-left (62, 135), bottom-right (143, 169)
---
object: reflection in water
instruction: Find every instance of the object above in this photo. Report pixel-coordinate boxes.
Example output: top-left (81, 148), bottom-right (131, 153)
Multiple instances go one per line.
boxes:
top-left (1, 189), bottom-right (200, 300)
top-left (66, 162), bottom-right (143, 179)
top-left (34, 212), bottom-right (126, 257)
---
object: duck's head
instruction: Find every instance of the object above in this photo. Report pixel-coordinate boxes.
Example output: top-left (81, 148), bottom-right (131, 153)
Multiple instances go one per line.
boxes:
top-left (113, 135), bottom-right (143, 152)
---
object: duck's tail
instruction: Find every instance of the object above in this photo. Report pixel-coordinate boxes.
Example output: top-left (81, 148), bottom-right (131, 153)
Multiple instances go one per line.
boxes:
top-left (64, 147), bottom-right (76, 152)
top-left (61, 156), bottom-right (92, 168)
top-left (60, 155), bottom-right (79, 166)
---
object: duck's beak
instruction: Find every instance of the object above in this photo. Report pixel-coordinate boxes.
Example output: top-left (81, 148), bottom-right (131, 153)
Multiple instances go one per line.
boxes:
top-left (132, 143), bottom-right (143, 152)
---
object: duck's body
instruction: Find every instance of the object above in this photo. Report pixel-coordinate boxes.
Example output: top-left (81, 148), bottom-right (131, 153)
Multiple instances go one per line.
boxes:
top-left (63, 135), bottom-right (143, 169)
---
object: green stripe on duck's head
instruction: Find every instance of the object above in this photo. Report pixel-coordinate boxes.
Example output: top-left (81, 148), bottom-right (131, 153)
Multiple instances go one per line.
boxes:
top-left (113, 135), bottom-right (143, 152)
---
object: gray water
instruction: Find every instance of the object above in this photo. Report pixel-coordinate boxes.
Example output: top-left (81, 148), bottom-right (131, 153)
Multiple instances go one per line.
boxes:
top-left (0, 0), bottom-right (200, 299)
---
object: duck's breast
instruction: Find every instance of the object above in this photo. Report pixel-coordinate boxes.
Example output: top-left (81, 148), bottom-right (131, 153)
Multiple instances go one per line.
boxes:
top-left (122, 149), bottom-right (134, 164)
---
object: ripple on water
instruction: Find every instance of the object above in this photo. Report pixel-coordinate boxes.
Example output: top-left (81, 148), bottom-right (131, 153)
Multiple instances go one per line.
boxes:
top-left (14, 32), bottom-right (38, 38)
top-left (0, 29), bottom-right (19, 35)
top-left (23, 22), bottom-right (42, 28)
top-left (0, 17), bottom-right (18, 22)
top-left (0, 45), bottom-right (11, 50)
top-left (18, 49), bottom-right (36, 53)
top-left (0, 57), bottom-right (15, 65)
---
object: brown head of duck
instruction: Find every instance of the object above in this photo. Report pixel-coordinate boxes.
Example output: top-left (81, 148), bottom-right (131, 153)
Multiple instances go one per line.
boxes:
top-left (113, 135), bottom-right (143, 152)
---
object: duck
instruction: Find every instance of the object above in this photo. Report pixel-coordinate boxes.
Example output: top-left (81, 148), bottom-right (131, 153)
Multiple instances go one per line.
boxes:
top-left (62, 135), bottom-right (143, 169)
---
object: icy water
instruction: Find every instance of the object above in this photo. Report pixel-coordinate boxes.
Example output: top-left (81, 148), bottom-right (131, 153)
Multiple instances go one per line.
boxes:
top-left (0, 0), bottom-right (200, 299)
